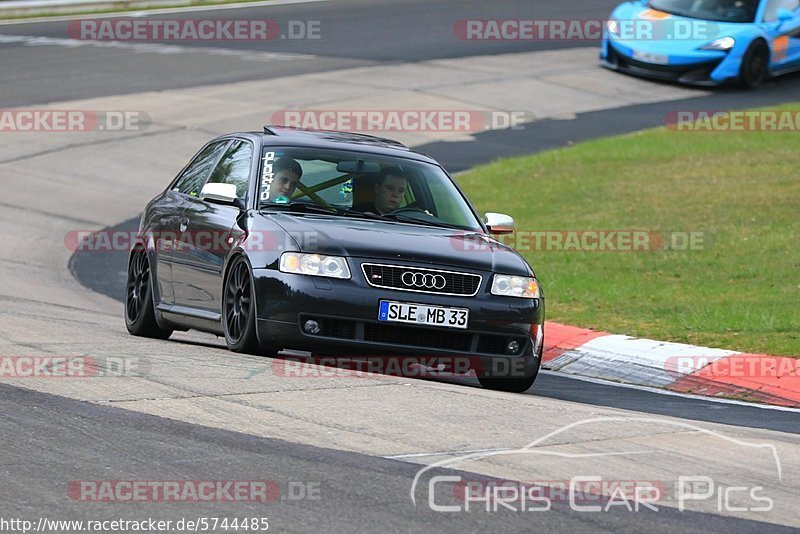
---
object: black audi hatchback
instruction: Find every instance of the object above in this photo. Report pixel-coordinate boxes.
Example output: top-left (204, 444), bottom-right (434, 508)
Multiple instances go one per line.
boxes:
top-left (125, 127), bottom-right (545, 392)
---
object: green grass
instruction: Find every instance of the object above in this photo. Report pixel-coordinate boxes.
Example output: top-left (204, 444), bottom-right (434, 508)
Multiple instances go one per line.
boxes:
top-left (457, 104), bottom-right (800, 357)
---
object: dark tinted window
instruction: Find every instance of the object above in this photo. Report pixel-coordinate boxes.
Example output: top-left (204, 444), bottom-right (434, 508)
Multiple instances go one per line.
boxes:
top-left (259, 147), bottom-right (482, 231)
top-left (173, 141), bottom-right (229, 197)
top-left (207, 140), bottom-right (253, 199)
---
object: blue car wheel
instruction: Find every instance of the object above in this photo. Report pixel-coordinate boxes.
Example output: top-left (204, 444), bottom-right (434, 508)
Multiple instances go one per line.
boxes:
top-left (740, 39), bottom-right (770, 88)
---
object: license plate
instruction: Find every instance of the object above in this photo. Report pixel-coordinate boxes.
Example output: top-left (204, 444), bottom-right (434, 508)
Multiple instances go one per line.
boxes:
top-left (632, 50), bottom-right (669, 64)
top-left (378, 301), bottom-right (469, 330)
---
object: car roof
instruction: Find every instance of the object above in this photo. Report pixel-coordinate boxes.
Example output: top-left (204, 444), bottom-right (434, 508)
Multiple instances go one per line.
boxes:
top-left (217, 127), bottom-right (439, 165)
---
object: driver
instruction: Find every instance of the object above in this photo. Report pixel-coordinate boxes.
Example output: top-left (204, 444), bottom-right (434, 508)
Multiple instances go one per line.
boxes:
top-left (268, 157), bottom-right (303, 202)
top-left (353, 166), bottom-right (407, 215)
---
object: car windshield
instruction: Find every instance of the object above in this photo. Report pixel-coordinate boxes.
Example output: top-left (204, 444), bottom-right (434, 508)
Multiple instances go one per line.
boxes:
top-left (648, 0), bottom-right (759, 22)
top-left (258, 147), bottom-right (483, 231)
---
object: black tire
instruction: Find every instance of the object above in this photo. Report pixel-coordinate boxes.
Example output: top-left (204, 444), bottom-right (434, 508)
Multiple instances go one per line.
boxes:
top-left (739, 40), bottom-right (769, 88)
top-left (477, 349), bottom-right (541, 393)
top-left (222, 257), bottom-right (264, 354)
top-left (125, 248), bottom-right (173, 339)
top-left (477, 369), bottom-right (539, 393)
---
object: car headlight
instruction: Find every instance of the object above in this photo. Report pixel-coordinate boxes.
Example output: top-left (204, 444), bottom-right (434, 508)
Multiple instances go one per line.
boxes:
top-left (606, 19), bottom-right (620, 37)
top-left (491, 274), bottom-right (540, 299)
top-left (701, 37), bottom-right (735, 51)
top-left (279, 252), bottom-right (351, 279)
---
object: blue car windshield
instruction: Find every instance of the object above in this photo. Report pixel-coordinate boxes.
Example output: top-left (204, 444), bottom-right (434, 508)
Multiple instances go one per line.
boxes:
top-left (648, 0), bottom-right (759, 22)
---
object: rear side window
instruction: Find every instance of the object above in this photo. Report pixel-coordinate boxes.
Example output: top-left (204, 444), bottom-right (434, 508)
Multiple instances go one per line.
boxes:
top-left (173, 141), bottom-right (229, 197)
top-left (207, 140), bottom-right (253, 199)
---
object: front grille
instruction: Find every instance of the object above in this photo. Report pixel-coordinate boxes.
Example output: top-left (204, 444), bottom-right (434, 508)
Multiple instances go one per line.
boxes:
top-left (608, 43), bottom-right (722, 81)
top-left (363, 323), bottom-right (472, 351)
top-left (361, 263), bottom-right (482, 296)
top-left (302, 316), bottom-right (526, 355)
top-left (317, 317), bottom-right (356, 339)
top-left (625, 56), bottom-right (722, 74)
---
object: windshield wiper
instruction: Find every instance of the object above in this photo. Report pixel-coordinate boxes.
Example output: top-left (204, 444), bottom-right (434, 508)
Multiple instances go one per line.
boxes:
top-left (381, 213), bottom-right (468, 231)
top-left (342, 209), bottom-right (469, 230)
top-left (340, 209), bottom-right (392, 221)
top-left (261, 202), bottom-right (339, 215)
top-left (288, 206), bottom-right (471, 231)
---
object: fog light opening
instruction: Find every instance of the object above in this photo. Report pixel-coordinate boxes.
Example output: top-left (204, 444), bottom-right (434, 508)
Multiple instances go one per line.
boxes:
top-left (506, 340), bottom-right (520, 354)
top-left (304, 319), bottom-right (321, 335)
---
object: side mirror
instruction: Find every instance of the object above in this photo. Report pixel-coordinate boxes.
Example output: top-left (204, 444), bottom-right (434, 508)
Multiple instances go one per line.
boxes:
top-left (776, 8), bottom-right (794, 22)
top-left (485, 212), bottom-right (515, 235)
top-left (200, 182), bottom-right (240, 207)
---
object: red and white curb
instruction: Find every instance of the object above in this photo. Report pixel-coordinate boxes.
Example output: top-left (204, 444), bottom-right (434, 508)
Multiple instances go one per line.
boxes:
top-left (542, 322), bottom-right (800, 408)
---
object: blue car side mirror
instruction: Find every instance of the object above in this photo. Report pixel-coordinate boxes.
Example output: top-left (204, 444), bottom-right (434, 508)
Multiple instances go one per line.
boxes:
top-left (776, 8), bottom-right (794, 22)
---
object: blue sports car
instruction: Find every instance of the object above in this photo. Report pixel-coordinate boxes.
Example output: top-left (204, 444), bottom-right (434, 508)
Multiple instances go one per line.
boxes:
top-left (601, 0), bottom-right (800, 86)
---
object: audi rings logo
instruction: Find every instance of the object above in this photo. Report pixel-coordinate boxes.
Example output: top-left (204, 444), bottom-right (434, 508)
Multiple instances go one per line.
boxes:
top-left (402, 271), bottom-right (447, 290)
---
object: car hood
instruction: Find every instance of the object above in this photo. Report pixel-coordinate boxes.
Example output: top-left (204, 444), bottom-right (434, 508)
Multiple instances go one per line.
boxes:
top-left (263, 213), bottom-right (533, 276)
top-left (611, 2), bottom-right (753, 53)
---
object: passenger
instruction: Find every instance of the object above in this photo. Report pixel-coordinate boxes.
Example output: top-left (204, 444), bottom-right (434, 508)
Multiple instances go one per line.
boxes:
top-left (352, 166), bottom-right (407, 215)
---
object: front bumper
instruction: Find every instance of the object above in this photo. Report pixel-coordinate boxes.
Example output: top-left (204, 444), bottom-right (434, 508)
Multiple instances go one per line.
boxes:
top-left (601, 38), bottom-right (737, 86)
top-left (251, 260), bottom-right (544, 374)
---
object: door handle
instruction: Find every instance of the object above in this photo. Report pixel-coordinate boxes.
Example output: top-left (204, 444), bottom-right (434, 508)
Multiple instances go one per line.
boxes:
top-left (179, 218), bottom-right (189, 232)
